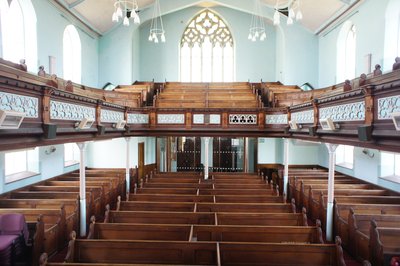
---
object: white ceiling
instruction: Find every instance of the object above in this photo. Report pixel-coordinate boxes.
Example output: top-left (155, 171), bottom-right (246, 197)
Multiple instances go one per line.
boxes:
top-left (57, 0), bottom-right (358, 35)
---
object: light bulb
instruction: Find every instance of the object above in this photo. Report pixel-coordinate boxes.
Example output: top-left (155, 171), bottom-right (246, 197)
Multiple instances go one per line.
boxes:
top-left (273, 10), bottom-right (280, 25)
top-left (261, 32), bottom-right (266, 40)
top-left (148, 34), bottom-right (153, 41)
top-left (252, 36), bottom-right (256, 42)
top-left (248, 33), bottom-right (252, 40)
top-left (287, 17), bottom-right (293, 25)
top-left (289, 8), bottom-right (295, 18)
top-left (152, 32), bottom-right (156, 39)
top-left (116, 7), bottom-right (123, 18)
top-left (255, 31), bottom-right (259, 38)
top-left (123, 16), bottom-right (129, 26)
top-left (296, 10), bottom-right (303, 21)
top-left (133, 13), bottom-right (140, 24)
top-left (161, 33), bottom-right (166, 43)
top-left (154, 36), bottom-right (159, 43)
top-left (112, 12), bottom-right (118, 22)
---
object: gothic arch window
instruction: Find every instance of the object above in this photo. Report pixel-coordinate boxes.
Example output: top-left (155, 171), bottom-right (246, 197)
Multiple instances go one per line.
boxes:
top-left (0, 0), bottom-right (37, 72)
top-left (180, 10), bottom-right (234, 82)
top-left (337, 21), bottom-right (356, 82)
top-left (383, 0), bottom-right (400, 70)
top-left (63, 25), bottom-right (81, 83)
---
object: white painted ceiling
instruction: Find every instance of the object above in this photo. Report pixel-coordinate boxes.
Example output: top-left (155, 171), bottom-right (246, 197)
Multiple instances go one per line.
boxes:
top-left (56, 0), bottom-right (358, 35)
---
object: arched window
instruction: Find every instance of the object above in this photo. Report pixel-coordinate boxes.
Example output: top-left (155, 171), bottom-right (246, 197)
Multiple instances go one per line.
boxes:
top-left (337, 21), bottom-right (356, 82)
top-left (180, 10), bottom-right (234, 82)
top-left (63, 25), bottom-right (81, 83)
top-left (384, 0), bottom-right (400, 70)
top-left (1, 0), bottom-right (37, 72)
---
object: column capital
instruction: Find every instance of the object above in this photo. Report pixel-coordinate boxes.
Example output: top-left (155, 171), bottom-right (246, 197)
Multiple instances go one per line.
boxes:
top-left (76, 142), bottom-right (86, 150)
top-left (325, 143), bottom-right (338, 154)
top-left (125, 137), bottom-right (131, 143)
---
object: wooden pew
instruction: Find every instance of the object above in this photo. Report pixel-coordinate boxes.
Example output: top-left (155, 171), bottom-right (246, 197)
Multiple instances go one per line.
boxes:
top-left (0, 208), bottom-right (66, 256)
top-left (193, 224), bottom-right (324, 243)
top-left (106, 211), bottom-right (216, 225)
top-left (369, 220), bottom-right (400, 266)
top-left (118, 201), bottom-right (196, 212)
top-left (218, 240), bottom-right (342, 265)
top-left (128, 194), bottom-right (214, 203)
top-left (196, 202), bottom-right (296, 213)
top-left (347, 209), bottom-right (400, 262)
top-left (334, 202), bottom-right (400, 249)
top-left (0, 198), bottom-right (79, 244)
top-left (216, 211), bottom-right (307, 226)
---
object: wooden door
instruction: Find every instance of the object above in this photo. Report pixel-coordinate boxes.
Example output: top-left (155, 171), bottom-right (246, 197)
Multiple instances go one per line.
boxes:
top-left (138, 142), bottom-right (145, 179)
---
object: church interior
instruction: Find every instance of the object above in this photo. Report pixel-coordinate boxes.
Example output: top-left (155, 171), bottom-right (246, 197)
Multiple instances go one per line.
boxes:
top-left (0, 0), bottom-right (399, 265)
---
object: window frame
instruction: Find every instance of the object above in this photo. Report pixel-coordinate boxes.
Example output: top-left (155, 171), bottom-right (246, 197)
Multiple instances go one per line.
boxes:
top-left (4, 148), bottom-right (39, 184)
top-left (336, 21), bottom-right (356, 83)
top-left (179, 10), bottom-right (235, 82)
top-left (335, 145), bottom-right (354, 169)
top-left (63, 24), bottom-right (82, 83)
top-left (379, 151), bottom-right (400, 184)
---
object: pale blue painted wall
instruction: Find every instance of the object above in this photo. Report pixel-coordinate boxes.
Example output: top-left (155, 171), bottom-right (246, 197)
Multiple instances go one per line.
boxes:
top-left (32, 0), bottom-right (99, 87)
top-left (258, 138), bottom-right (319, 165)
top-left (138, 6), bottom-right (277, 82)
top-left (86, 137), bottom-right (156, 169)
top-left (0, 145), bottom-right (79, 195)
top-left (318, 145), bottom-right (400, 192)
top-left (318, 0), bottom-right (388, 87)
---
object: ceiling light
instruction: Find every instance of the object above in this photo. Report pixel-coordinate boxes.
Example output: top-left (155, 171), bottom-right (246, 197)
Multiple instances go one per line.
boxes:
top-left (112, 0), bottom-right (140, 26)
top-left (148, 0), bottom-right (166, 43)
top-left (248, 0), bottom-right (266, 42)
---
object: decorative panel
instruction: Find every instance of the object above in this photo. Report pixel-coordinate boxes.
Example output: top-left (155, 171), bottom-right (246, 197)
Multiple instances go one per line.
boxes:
top-left (0, 92), bottom-right (39, 118)
top-left (229, 114), bottom-right (257, 125)
top-left (210, 114), bottom-right (220, 124)
top-left (193, 114), bottom-right (204, 124)
top-left (291, 110), bottom-right (314, 124)
top-left (377, 95), bottom-right (400, 120)
top-left (265, 114), bottom-right (288, 124)
top-left (128, 113), bottom-right (149, 124)
top-left (157, 114), bottom-right (185, 124)
top-left (101, 109), bottom-right (124, 123)
top-left (319, 101), bottom-right (365, 122)
top-left (50, 100), bottom-right (95, 120)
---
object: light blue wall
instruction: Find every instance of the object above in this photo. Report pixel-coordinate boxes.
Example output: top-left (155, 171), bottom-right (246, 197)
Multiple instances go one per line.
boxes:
top-left (138, 6), bottom-right (276, 82)
top-left (32, 0), bottom-right (99, 87)
top-left (0, 145), bottom-right (79, 195)
top-left (258, 138), bottom-right (319, 165)
top-left (318, 0), bottom-right (388, 87)
top-left (318, 145), bottom-right (400, 192)
top-left (86, 137), bottom-right (156, 168)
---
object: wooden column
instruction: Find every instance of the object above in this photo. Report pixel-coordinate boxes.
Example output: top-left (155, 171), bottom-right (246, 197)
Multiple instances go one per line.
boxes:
top-left (325, 143), bottom-right (338, 242)
top-left (125, 137), bottom-right (131, 194)
top-left (76, 142), bottom-right (87, 237)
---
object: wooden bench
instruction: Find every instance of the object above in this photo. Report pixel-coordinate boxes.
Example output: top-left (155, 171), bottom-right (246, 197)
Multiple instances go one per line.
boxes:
top-left (106, 211), bottom-right (216, 225)
top-left (128, 194), bottom-right (214, 203)
top-left (334, 202), bottom-right (400, 248)
top-left (347, 210), bottom-right (400, 262)
top-left (369, 220), bottom-right (400, 266)
top-left (216, 211), bottom-right (307, 226)
top-left (0, 208), bottom-right (66, 256)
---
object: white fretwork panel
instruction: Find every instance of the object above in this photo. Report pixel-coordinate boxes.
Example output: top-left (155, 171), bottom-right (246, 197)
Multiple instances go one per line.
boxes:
top-left (291, 110), bottom-right (314, 124)
top-left (101, 109), bottom-right (124, 123)
top-left (128, 113), bottom-right (149, 124)
top-left (157, 114), bottom-right (185, 124)
top-left (0, 92), bottom-right (39, 118)
top-left (377, 95), bottom-right (400, 120)
top-left (50, 100), bottom-right (95, 120)
top-left (319, 101), bottom-right (365, 122)
top-left (229, 114), bottom-right (257, 125)
top-left (193, 114), bottom-right (204, 124)
top-left (265, 114), bottom-right (288, 124)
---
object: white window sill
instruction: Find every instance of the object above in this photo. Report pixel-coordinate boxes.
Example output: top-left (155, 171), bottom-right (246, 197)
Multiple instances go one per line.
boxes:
top-left (64, 160), bottom-right (79, 168)
top-left (5, 171), bottom-right (39, 184)
top-left (336, 162), bottom-right (353, 170)
top-left (380, 175), bottom-right (400, 184)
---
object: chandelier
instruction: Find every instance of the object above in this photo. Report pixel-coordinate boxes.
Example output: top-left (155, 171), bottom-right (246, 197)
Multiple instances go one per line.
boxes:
top-left (248, 0), bottom-right (267, 42)
top-left (273, 0), bottom-right (303, 26)
top-left (148, 0), bottom-right (166, 43)
top-left (112, 0), bottom-right (140, 27)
